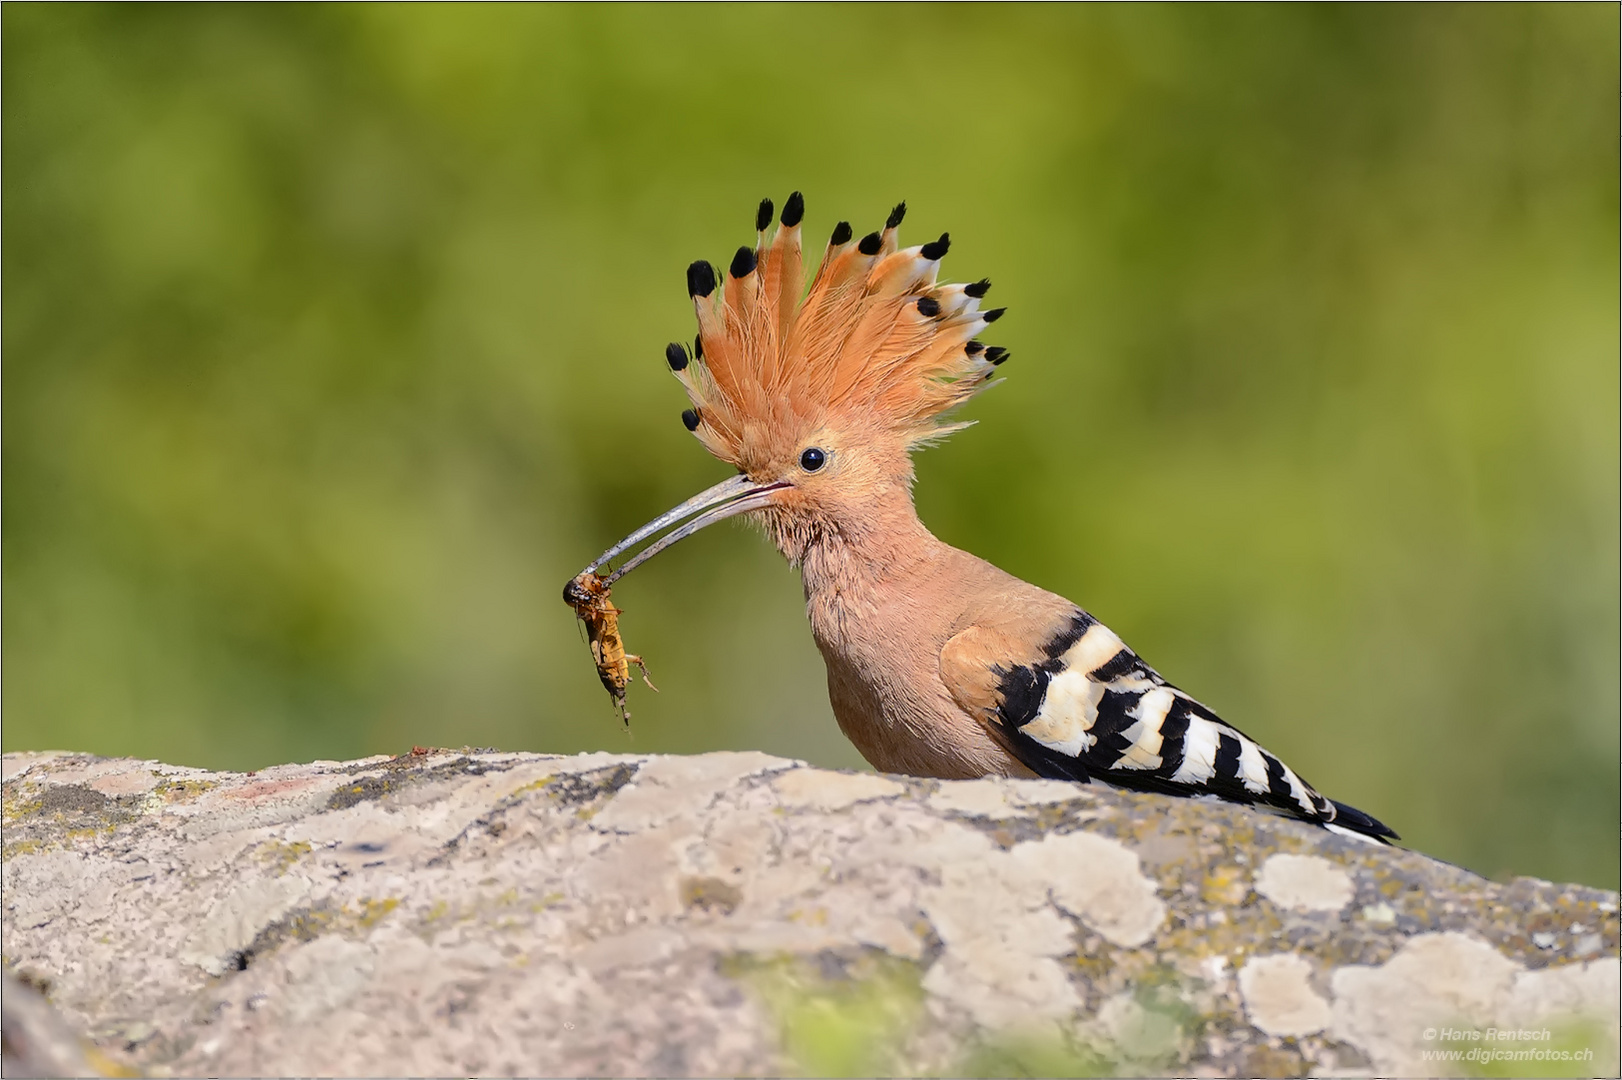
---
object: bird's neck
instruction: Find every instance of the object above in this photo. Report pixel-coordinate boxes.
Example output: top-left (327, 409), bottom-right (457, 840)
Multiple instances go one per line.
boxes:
top-left (788, 484), bottom-right (949, 630)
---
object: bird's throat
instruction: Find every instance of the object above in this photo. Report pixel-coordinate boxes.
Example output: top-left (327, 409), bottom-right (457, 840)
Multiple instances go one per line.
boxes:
top-left (790, 490), bottom-right (945, 642)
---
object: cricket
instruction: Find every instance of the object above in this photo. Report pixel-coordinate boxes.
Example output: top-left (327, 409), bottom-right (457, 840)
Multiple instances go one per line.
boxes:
top-left (564, 464), bottom-right (767, 725)
top-left (562, 569), bottom-right (654, 726)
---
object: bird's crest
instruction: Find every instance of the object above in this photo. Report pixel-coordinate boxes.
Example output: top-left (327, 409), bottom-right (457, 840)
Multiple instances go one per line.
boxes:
top-left (666, 194), bottom-right (1009, 470)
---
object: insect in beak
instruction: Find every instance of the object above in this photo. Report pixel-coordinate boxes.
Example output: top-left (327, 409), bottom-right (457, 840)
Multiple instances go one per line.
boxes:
top-left (577, 472), bottom-right (791, 587)
top-left (563, 473), bottom-right (789, 722)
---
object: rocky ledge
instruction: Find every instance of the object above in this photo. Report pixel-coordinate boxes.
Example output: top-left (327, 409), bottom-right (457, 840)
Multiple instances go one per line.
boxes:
top-left (2, 748), bottom-right (1616, 1077)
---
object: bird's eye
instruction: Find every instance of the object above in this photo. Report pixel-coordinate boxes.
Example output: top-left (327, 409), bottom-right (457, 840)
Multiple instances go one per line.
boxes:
top-left (799, 447), bottom-right (827, 472)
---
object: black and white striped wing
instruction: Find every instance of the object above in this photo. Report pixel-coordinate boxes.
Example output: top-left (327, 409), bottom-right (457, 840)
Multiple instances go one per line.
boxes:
top-left (957, 611), bottom-right (1396, 843)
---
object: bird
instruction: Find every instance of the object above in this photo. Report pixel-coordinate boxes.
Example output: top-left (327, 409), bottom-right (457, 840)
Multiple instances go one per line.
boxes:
top-left (575, 192), bottom-right (1397, 844)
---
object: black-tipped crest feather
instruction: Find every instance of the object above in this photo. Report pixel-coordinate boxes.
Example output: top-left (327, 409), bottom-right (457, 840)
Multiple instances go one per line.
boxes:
top-left (687, 261), bottom-right (716, 298)
top-left (673, 195), bottom-right (1007, 463)
top-left (781, 191), bottom-right (805, 227)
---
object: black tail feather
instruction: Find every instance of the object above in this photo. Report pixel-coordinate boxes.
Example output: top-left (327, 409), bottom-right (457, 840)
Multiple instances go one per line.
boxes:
top-left (1330, 798), bottom-right (1399, 843)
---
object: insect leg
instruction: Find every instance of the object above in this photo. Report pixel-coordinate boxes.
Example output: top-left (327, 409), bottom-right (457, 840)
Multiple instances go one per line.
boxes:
top-left (627, 654), bottom-right (658, 692)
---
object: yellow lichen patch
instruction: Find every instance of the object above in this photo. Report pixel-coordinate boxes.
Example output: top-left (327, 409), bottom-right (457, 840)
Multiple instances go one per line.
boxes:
top-left (84, 1045), bottom-right (144, 1079)
top-left (410, 899), bottom-right (467, 940)
top-left (1, 788), bottom-right (45, 826)
top-left (1068, 945), bottom-right (1118, 989)
top-left (536, 765), bottom-right (637, 822)
top-left (1, 837), bottom-right (43, 860)
top-left (416, 888), bottom-right (562, 941)
top-left (255, 840), bottom-right (312, 876)
top-left (1200, 865), bottom-right (1250, 907)
top-left (508, 776), bottom-right (555, 799)
top-left (152, 776), bottom-right (218, 803)
top-left (284, 907), bottom-right (339, 941)
top-left (1066, 893), bottom-right (1287, 1023)
top-left (352, 897), bottom-right (400, 928)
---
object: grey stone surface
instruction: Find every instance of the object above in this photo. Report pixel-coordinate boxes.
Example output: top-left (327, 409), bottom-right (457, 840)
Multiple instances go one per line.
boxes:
top-left (2, 748), bottom-right (1617, 1077)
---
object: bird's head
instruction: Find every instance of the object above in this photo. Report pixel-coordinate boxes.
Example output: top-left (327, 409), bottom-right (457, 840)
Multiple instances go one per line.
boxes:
top-left (580, 193), bottom-right (1009, 582)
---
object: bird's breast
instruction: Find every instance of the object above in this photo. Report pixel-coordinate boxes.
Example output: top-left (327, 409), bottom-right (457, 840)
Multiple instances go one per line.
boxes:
top-left (804, 577), bottom-right (1026, 780)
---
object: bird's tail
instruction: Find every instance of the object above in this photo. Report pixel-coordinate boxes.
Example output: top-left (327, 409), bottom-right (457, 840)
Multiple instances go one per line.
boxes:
top-left (1326, 798), bottom-right (1399, 844)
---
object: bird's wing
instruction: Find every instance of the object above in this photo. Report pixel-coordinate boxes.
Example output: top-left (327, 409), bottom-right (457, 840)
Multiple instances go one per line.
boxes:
top-left (939, 609), bottom-right (1397, 842)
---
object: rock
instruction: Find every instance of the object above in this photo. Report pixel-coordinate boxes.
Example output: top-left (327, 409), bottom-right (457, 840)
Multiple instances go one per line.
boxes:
top-left (2, 748), bottom-right (1616, 1077)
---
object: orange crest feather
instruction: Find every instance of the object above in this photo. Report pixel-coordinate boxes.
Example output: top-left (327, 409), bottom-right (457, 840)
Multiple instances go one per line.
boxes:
top-left (668, 195), bottom-right (1007, 469)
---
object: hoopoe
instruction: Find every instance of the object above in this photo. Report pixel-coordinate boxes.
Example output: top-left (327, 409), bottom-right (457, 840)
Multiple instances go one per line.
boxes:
top-left (573, 193), bottom-right (1396, 844)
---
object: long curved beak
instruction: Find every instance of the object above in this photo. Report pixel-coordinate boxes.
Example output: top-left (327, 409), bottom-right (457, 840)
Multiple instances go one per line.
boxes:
top-left (576, 473), bottom-right (790, 586)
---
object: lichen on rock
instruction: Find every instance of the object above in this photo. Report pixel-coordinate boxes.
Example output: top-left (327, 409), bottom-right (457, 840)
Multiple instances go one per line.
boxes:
top-left (2, 749), bottom-right (1616, 1077)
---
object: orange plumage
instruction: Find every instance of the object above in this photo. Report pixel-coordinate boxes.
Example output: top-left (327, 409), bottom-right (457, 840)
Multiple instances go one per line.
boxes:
top-left (670, 196), bottom-right (1006, 474)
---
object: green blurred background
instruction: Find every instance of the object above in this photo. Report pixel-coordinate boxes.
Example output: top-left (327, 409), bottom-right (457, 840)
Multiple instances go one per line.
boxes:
top-left (4, 5), bottom-right (1616, 887)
